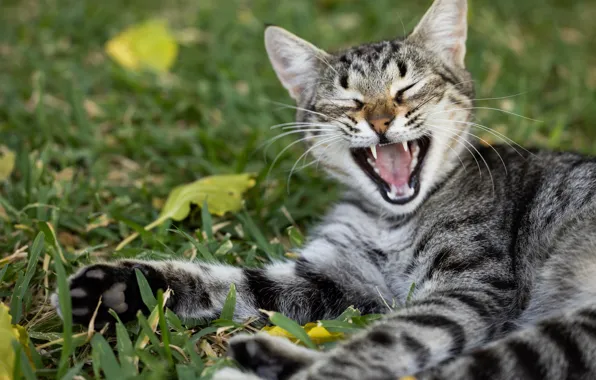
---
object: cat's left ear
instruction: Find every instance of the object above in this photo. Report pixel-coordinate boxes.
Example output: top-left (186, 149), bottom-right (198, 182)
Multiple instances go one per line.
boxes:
top-left (407, 0), bottom-right (468, 68)
top-left (265, 26), bottom-right (330, 100)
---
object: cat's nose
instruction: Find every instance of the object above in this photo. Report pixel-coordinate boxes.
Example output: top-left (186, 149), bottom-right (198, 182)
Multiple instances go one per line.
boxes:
top-left (367, 115), bottom-right (395, 135)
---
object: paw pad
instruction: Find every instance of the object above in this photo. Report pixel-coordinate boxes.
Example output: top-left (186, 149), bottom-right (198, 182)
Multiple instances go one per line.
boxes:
top-left (52, 262), bottom-right (167, 327)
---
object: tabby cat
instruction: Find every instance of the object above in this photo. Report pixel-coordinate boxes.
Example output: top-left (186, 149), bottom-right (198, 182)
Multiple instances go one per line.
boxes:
top-left (52, 0), bottom-right (596, 379)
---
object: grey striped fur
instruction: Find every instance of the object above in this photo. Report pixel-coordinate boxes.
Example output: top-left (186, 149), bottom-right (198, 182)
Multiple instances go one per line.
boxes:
top-left (53, 0), bottom-right (596, 379)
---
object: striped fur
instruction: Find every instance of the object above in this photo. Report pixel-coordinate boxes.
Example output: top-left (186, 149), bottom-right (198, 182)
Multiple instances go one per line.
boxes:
top-left (53, 0), bottom-right (596, 379)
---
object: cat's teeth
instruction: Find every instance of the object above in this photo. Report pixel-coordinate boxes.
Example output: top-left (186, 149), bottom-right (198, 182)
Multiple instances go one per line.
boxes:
top-left (412, 143), bottom-right (420, 158)
top-left (387, 185), bottom-right (399, 201)
top-left (387, 184), bottom-right (415, 200)
top-left (402, 141), bottom-right (409, 152)
top-left (410, 156), bottom-right (419, 171)
top-left (370, 145), bottom-right (378, 160)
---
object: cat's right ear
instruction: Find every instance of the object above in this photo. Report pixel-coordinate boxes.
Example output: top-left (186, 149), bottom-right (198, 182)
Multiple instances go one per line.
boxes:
top-left (265, 26), bottom-right (329, 100)
top-left (407, 0), bottom-right (468, 68)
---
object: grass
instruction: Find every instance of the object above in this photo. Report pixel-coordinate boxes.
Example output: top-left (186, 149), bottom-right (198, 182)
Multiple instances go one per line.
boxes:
top-left (0, 0), bottom-right (595, 378)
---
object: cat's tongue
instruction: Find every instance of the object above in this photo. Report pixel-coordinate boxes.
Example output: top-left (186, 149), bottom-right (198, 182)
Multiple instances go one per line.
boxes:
top-left (376, 143), bottom-right (413, 196)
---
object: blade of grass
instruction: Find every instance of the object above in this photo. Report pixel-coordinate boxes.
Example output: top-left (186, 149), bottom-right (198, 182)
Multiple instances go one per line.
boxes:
top-left (237, 212), bottom-right (273, 256)
top-left (176, 364), bottom-right (197, 380)
top-left (27, 337), bottom-right (43, 370)
top-left (170, 228), bottom-right (215, 262)
top-left (53, 246), bottom-right (73, 378)
top-left (135, 268), bottom-right (157, 309)
top-left (135, 288), bottom-right (172, 352)
top-left (38, 222), bottom-right (69, 263)
top-left (335, 306), bottom-right (361, 321)
top-left (165, 309), bottom-right (184, 332)
top-left (287, 226), bottom-right (304, 247)
top-left (136, 312), bottom-right (163, 350)
top-left (90, 334), bottom-right (123, 379)
top-left (219, 283), bottom-right (236, 321)
top-left (188, 326), bottom-right (219, 344)
top-left (260, 310), bottom-right (316, 349)
top-left (60, 361), bottom-right (85, 380)
top-left (0, 265), bottom-right (8, 283)
top-left (10, 232), bottom-right (44, 323)
top-left (115, 321), bottom-right (137, 377)
top-left (12, 341), bottom-right (36, 380)
top-left (201, 201), bottom-right (213, 240)
top-left (317, 320), bottom-right (361, 334)
top-left (405, 282), bottom-right (416, 305)
top-left (91, 341), bottom-right (101, 379)
top-left (156, 290), bottom-right (173, 365)
top-left (184, 341), bottom-right (204, 374)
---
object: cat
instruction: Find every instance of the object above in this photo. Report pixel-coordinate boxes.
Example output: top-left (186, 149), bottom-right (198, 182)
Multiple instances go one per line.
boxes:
top-left (52, 0), bottom-right (596, 379)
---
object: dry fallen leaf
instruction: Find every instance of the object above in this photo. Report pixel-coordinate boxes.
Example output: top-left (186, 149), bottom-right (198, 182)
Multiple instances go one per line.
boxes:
top-left (85, 214), bottom-right (113, 232)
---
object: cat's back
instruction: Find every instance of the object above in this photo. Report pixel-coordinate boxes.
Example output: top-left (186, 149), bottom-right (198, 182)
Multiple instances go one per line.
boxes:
top-left (422, 143), bottom-right (596, 256)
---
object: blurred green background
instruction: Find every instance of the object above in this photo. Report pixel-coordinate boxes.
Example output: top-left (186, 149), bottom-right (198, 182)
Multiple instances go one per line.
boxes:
top-left (0, 0), bottom-right (595, 377)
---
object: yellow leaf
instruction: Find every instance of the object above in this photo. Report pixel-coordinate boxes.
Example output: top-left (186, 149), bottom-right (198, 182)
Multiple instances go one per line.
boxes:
top-left (0, 146), bottom-right (15, 181)
top-left (116, 173), bottom-right (256, 250)
top-left (261, 326), bottom-right (295, 339)
top-left (304, 325), bottom-right (344, 345)
top-left (160, 173), bottom-right (256, 221)
top-left (262, 322), bottom-right (345, 346)
top-left (105, 19), bottom-right (178, 73)
top-left (0, 303), bottom-right (31, 379)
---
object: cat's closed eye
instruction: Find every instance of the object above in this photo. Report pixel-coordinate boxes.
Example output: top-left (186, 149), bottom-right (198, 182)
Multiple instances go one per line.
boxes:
top-left (394, 82), bottom-right (418, 104)
top-left (352, 99), bottom-right (364, 110)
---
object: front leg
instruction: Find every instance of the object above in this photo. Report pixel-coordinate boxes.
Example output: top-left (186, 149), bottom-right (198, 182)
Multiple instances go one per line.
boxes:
top-left (53, 238), bottom-right (389, 326)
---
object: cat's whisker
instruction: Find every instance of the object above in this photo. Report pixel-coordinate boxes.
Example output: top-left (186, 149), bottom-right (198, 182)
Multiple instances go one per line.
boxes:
top-left (470, 91), bottom-right (528, 102)
top-left (269, 122), bottom-right (330, 130)
top-left (258, 129), bottom-right (337, 153)
top-left (314, 54), bottom-right (339, 76)
top-left (424, 124), bottom-right (496, 194)
top-left (425, 122), bottom-right (508, 175)
top-left (420, 130), bottom-right (468, 174)
top-left (410, 92), bottom-right (442, 115)
top-left (425, 125), bottom-right (482, 174)
top-left (280, 125), bottom-right (336, 131)
top-left (423, 128), bottom-right (482, 178)
top-left (267, 101), bottom-right (350, 125)
top-left (434, 95), bottom-right (536, 158)
top-left (266, 133), bottom-right (340, 181)
top-left (428, 106), bottom-right (542, 123)
top-left (431, 117), bottom-right (534, 158)
top-left (287, 135), bottom-right (342, 191)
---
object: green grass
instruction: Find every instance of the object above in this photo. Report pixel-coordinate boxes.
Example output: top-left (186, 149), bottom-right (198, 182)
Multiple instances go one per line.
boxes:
top-left (1, 0), bottom-right (595, 378)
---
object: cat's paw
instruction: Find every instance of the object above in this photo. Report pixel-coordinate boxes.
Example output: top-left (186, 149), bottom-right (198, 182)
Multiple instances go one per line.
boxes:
top-left (227, 333), bottom-right (319, 380)
top-left (51, 261), bottom-right (168, 327)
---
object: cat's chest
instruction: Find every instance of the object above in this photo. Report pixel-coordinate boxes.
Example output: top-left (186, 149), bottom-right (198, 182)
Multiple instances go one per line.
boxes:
top-left (373, 221), bottom-right (421, 299)
top-left (375, 224), bottom-right (415, 254)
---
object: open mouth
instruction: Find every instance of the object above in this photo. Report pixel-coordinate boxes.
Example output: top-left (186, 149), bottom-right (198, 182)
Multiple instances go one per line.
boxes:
top-left (351, 136), bottom-right (431, 204)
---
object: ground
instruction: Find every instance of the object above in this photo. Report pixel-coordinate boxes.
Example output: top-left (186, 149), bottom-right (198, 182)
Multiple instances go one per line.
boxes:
top-left (1, 0), bottom-right (595, 378)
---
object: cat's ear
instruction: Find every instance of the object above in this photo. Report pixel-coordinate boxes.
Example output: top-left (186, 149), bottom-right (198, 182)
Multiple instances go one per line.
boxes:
top-left (408, 0), bottom-right (468, 68)
top-left (265, 26), bottom-right (329, 100)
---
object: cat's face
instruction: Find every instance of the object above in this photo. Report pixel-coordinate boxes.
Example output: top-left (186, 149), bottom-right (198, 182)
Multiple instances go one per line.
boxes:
top-left (266, 0), bottom-right (474, 214)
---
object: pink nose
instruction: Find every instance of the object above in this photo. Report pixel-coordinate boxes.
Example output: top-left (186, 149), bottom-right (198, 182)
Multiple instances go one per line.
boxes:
top-left (367, 116), bottom-right (394, 134)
